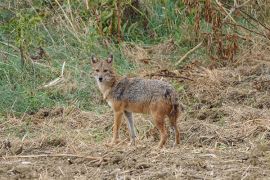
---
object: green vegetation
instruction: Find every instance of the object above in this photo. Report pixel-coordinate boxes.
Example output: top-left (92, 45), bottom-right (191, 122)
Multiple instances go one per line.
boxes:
top-left (0, 0), bottom-right (269, 116)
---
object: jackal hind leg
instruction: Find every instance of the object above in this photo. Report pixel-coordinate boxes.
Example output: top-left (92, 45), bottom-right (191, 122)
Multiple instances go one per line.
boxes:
top-left (169, 116), bottom-right (180, 146)
top-left (152, 113), bottom-right (168, 148)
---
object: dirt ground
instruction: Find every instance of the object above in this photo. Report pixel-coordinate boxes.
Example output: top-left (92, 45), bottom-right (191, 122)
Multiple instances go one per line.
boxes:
top-left (1, 51), bottom-right (270, 179)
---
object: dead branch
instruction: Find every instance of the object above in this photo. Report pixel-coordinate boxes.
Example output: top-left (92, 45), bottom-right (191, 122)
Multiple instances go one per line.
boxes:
top-left (38, 61), bottom-right (66, 89)
top-left (145, 73), bottom-right (193, 81)
top-left (223, 0), bottom-right (251, 22)
top-left (240, 10), bottom-right (270, 32)
top-left (215, 0), bottom-right (236, 23)
top-left (225, 22), bottom-right (268, 39)
top-left (175, 41), bottom-right (203, 66)
top-left (2, 153), bottom-right (109, 161)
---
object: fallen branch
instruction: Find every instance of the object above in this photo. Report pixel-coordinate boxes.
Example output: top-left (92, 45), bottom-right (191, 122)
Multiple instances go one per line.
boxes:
top-left (145, 73), bottom-right (193, 81)
top-left (175, 41), bottom-right (203, 66)
top-left (38, 61), bottom-right (66, 89)
top-left (215, 0), bottom-right (236, 23)
top-left (2, 153), bottom-right (109, 161)
top-left (223, 0), bottom-right (251, 22)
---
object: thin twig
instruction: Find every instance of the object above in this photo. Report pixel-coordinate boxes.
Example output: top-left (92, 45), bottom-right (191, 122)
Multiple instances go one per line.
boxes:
top-left (61, 61), bottom-right (66, 77)
top-left (0, 50), bottom-right (18, 58)
top-left (38, 61), bottom-right (66, 89)
top-left (26, 0), bottom-right (55, 44)
top-left (175, 41), bottom-right (203, 66)
top-left (54, 0), bottom-right (81, 42)
top-left (240, 10), bottom-right (270, 32)
top-left (33, 62), bottom-right (51, 68)
top-left (116, 0), bottom-right (122, 42)
top-left (215, 0), bottom-right (236, 23)
top-left (223, 0), bottom-right (251, 22)
top-left (2, 154), bottom-right (109, 161)
top-left (0, 41), bottom-right (19, 51)
top-left (241, 165), bottom-right (251, 180)
top-left (225, 22), bottom-right (268, 39)
top-left (145, 73), bottom-right (193, 81)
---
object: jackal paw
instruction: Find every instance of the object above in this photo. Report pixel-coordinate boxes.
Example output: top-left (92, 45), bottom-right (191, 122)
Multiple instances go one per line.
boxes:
top-left (128, 139), bottom-right (136, 146)
top-left (105, 139), bottom-right (120, 147)
top-left (173, 142), bottom-right (180, 148)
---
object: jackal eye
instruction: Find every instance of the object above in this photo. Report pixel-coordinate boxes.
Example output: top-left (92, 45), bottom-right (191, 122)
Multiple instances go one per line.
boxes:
top-left (103, 69), bottom-right (108, 73)
top-left (95, 69), bottom-right (99, 72)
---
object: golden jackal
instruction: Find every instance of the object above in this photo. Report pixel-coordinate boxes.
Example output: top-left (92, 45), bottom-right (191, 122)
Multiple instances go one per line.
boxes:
top-left (91, 54), bottom-right (180, 148)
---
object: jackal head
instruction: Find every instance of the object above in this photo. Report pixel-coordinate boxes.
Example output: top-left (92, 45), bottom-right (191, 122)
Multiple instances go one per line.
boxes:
top-left (91, 54), bottom-right (116, 86)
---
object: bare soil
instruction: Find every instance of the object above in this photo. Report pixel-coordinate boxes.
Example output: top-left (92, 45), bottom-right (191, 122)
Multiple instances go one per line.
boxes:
top-left (1, 54), bottom-right (270, 179)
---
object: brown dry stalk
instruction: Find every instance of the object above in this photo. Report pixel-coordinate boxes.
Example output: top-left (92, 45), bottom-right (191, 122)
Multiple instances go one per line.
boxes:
top-left (116, 0), bottom-right (122, 42)
top-left (54, 0), bottom-right (81, 42)
top-left (2, 153), bottom-right (109, 161)
top-left (240, 9), bottom-right (270, 32)
top-left (215, 0), bottom-right (236, 23)
top-left (225, 22), bottom-right (268, 39)
top-left (144, 73), bottom-right (193, 81)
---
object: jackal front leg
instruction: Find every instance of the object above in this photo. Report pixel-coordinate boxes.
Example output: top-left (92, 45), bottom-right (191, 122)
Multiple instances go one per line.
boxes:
top-left (109, 111), bottom-right (123, 146)
top-left (124, 111), bottom-right (136, 146)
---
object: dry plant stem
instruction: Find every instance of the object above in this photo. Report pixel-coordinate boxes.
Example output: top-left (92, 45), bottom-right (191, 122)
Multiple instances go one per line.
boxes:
top-left (26, 0), bottom-right (55, 44)
top-left (19, 44), bottom-right (25, 67)
top-left (215, 0), bottom-right (236, 23)
top-left (145, 74), bottom-right (193, 81)
top-left (116, 0), bottom-right (122, 42)
top-left (225, 22), bottom-right (268, 39)
top-left (0, 41), bottom-right (19, 51)
top-left (54, 0), bottom-right (81, 42)
top-left (2, 154), bottom-right (109, 161)
top-left (223, 0), bottom-right (251, 22)
top-left (240, 10), bottom-right (270, 32)
top-left (175, 41), bottom-right (203, 66)
top-left (39, 61), bottom-right (66, 89)
top-left (0, 50), bottom-right (18, 58)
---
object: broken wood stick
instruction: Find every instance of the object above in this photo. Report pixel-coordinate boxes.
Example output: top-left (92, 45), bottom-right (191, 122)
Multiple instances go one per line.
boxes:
top-left (175, 41), bottom-right (203, 66)
top-left (2, 153), bottom-right (109, 161)
top-left (38, 61), bottom-right (66, 89)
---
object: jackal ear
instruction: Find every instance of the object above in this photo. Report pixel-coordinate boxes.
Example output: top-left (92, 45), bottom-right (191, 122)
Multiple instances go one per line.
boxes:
top-left (91, 55), bottom-right (98, 64)
top-left (107, 54), bottom-right (113, 64)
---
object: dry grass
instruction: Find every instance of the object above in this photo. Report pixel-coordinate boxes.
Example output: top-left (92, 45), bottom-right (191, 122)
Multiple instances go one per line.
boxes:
top-left (121, 39), bottom-right (177, 74)
top-left (1, 43), bottom-right (270, 179)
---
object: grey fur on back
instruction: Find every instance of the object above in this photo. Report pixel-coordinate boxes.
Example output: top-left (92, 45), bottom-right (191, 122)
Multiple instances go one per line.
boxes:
top-left (110, 77), bottom-right (177, 103)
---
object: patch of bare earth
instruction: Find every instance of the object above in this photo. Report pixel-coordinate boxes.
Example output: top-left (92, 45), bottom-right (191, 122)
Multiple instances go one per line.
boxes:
top-left (1, 45), bottom-right (270, 179)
